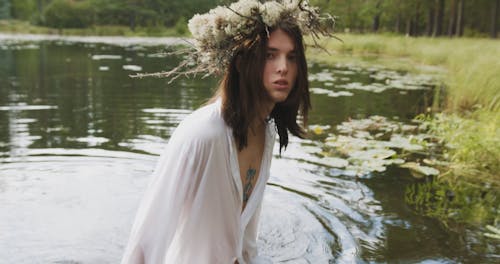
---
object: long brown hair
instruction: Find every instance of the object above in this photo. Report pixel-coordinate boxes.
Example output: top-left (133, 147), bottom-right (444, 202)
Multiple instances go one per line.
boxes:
top-left (214, 19), bottom-right (311, 153)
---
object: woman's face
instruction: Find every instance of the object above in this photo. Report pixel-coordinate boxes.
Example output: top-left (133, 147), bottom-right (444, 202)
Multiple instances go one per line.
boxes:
top-left (262, 29), bottom-right (298, 105)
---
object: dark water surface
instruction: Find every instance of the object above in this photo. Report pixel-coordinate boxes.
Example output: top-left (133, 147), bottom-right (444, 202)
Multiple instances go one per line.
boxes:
top-left (0, 34), bottom-right (495, 263)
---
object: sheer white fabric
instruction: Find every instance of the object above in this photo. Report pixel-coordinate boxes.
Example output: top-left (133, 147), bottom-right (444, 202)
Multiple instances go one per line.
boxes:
top-left (121, 101), bottom-right (275, 264)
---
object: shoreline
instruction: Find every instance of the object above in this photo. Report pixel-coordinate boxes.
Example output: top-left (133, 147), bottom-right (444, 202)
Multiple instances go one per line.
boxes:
top-left (0, 32), bottom-right (189, 47)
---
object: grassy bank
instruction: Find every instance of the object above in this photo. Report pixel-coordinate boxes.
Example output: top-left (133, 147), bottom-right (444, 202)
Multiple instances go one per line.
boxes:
top-left (310, 34), bottom-right (500, 112)
top-left (309, 34), bottom-right (499, 226)
top-left (0, 19), bottom-right (186, 37)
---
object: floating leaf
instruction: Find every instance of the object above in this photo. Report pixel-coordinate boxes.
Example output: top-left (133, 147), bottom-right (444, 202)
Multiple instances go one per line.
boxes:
top-left (400, 162), bottom-right (439, 178)
top-left (123, 65), bottom-right (143, 71)
top-left (423, 158), bottom-right (449, 167)
top-left (92, 54), bottom-right (122, 60)
top-left (348, 148), bottom-right (396, 160)
top-left (310, 88), bottom-right (353, 98)
top-left (385, 134), bottom-right (424, 151)
top-left (485, 225), bottom-right (500, 240)
top-left (308, 71), bottom-right (336, 82)
top-left (317, 157), bottom-right (349, 168)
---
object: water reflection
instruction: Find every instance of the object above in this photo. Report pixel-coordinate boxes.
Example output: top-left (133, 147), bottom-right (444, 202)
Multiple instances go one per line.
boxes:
top-left (0, 35), bottom-right (494, 263)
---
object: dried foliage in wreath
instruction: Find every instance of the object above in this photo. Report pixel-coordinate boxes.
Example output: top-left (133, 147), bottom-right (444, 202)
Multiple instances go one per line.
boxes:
top-left (131, 0), bottom-right (336, 82)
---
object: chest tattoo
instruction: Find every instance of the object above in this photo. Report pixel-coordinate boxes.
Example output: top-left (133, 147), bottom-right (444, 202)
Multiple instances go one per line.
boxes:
top-left (242, 168), bottom-right (257, 205)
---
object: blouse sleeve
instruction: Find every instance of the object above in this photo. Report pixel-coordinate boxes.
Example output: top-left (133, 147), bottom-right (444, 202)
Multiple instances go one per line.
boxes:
top-left (120, 126), bottom-right (210, 264)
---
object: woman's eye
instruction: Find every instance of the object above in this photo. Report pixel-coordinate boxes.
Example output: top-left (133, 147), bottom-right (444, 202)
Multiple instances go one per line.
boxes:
top-left (288, 54), bottom-right (297, 61)
top-left (266, 53), bottom-right (275, 59)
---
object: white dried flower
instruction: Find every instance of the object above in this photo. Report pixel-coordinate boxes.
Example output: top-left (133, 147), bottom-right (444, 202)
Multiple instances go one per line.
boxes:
top-left (229, 0), bottom-right (260, 17)
top-left (261, 1), bottom-right (285, 26)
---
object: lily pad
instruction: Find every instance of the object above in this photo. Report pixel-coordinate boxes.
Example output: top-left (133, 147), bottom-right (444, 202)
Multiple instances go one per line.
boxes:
top-left (384, 134), bottom-right (424, 152)
top-left (317, 157), bottom-right (349, 168)
top-left (123, 65), bottom-right (143, 71)
top-left (348, 148), bottom-right (396, 160)
top-left (337, 82), bottom-right (387, 93)
top-left (308, 71), bottom-right (336, 82)
top-left (310, 88), bottom-right (354, 98)
top-left (400, 162), bottom-right (439, 179)
top-left (92, 54), bottom-right (122, 60)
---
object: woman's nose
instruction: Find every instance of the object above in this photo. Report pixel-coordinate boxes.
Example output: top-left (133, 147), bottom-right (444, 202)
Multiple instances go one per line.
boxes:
top-left (276, 55), bottom-right (288, 75)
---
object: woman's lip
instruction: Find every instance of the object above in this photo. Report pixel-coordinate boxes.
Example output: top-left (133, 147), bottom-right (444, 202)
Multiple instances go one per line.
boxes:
top-left (273, 83), bottom-right (289, 90)
top-left (274, 80), bottom-right (288, 85)
top-left (273, 80), bottom-right (289, 89)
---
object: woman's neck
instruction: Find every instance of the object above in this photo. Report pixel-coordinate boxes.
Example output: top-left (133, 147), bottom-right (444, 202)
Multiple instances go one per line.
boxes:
top-left (249, 102), bottom-right (273, 134)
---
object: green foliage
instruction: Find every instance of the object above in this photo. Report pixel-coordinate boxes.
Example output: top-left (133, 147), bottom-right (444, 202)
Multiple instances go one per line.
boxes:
top-left (43, 0), bottom-right (95, 28)
top-left (85, 0), bottom-right (217, 29)
top-left (312, 0), bottom-right (499, 36)
top-left (10, 0), bottom-right (36, 20)
top-left (2, 0), bottom-right (220, 31)
top-left (423, 111), bottom-right (500, 188)
top-left (405, 177), bottom-right (498, 227)
top-left (406, 93), bottom-right (499, 228)
top-left (0, 0), bottom-right (11, 19)
top-left (175, 17), bottom-right (187, 35)
top-left (0, 19), bottom-right (182, 36)
top-left (4, 0), bottom-right (500, 37)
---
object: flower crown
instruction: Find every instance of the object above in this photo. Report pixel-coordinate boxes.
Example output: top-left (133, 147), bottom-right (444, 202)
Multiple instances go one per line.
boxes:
top-left (134, 0), bottom-right (335, 81)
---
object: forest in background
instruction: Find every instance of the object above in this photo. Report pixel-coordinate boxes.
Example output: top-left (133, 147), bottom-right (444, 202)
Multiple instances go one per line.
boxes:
top-left (0, 0), bottom-right (498, 38)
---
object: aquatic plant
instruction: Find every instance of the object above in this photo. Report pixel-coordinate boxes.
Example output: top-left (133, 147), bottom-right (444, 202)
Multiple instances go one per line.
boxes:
top-left (416, 111), bottom-right (500, 189)
top-left (404, 111), bottom-right (499, 227)
top-left (315, 115), bottom-right (443, 177)
top-left (405, 177), bottom-right (498, 227)
top-left (314, 112), bottom-right (498, 227)
top-left (308, 34), bottom-right (500, 228)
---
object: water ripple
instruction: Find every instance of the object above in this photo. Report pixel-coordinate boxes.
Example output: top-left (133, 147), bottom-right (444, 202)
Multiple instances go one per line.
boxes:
top-left (0, 151), bottom-right (155, 263)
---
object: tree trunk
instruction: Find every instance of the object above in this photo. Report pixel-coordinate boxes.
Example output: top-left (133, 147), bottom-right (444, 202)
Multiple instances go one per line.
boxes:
top-left (37, 0), bottom-right (43, 13)
top-left (492, 0), bottom-right (499, 38)
top-left (426, 0), bottom-right (435, 36)
top-left (448, 0), bottom-right (457, 36)
top-left (456, 0), bottom-right (465, 36)
top-left (130, 14), bottom-right (136, 31)
top-left (372, 13), bottom-right (381, 32)
top-left (414, 1), bottom-right (420, 36)
top-left (395, 13), bottom-right (401, 33)
top-left (433, 0), bottom-right (445, 36)
top-left (128, 1), bottom-right (137, 31)
top-left (372, 0), bottom-right (382, 32)
top-left (406, 17), bottom-right (413, 36)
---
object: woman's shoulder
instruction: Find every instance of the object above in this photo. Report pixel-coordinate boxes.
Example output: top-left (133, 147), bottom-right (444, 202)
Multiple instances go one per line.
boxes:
top-left (172, 100), bottom-right (228, 145)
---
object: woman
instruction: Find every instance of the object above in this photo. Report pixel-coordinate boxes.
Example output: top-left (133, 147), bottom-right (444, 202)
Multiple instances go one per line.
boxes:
top-left (121, 1), bottom-right (333, 263)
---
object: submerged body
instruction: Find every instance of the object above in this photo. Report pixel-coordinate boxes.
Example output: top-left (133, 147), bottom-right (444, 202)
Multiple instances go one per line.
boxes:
top-left (121, 101), bottom-right (275, 264)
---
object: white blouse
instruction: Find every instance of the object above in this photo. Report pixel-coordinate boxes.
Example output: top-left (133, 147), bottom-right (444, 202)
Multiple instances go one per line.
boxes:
top-left (121, 100), bottom-right (276, 264)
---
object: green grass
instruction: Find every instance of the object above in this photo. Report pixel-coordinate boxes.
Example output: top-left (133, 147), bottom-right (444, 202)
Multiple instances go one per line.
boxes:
top-left (0, 19), bottom-right (187, 37)
top-left (309, 34), bottom-right (500, 112)
top-left (428, 110), bottom-right (499, 187)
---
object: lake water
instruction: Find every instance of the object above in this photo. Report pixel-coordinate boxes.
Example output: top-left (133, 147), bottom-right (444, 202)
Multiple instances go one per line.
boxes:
top-left (0, 34), bottom-right (496, 263)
